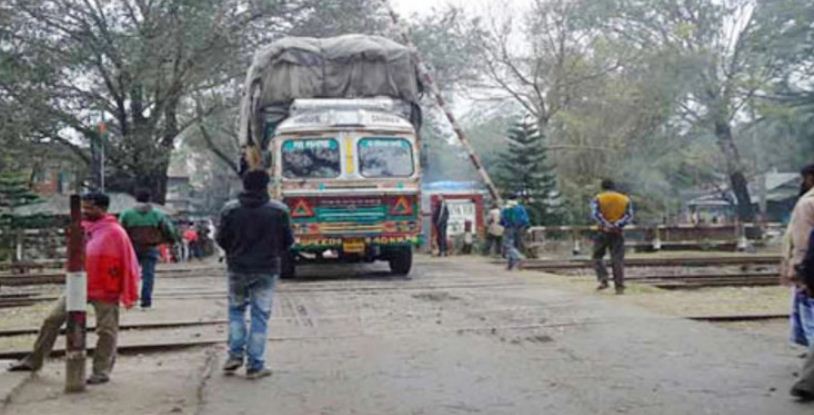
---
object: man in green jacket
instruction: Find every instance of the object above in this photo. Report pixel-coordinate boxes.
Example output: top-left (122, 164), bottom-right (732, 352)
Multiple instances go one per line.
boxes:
top-left (119, 189), bottom-right (176, 309)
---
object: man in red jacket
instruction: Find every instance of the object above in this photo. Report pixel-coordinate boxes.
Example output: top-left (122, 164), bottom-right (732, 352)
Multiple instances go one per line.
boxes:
top-left (8, 193), bottom-right (140, 385)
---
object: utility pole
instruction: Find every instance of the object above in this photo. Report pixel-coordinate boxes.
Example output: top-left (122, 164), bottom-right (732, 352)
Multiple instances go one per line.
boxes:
top-left (379, 0), bottom-right (504, 205)
top-left (65, 195), bottom-right (86, 393)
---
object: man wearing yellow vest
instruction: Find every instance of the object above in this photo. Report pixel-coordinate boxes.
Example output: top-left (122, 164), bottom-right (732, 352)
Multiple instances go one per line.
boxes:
top-left (591, 179), bottom-right (633, 294)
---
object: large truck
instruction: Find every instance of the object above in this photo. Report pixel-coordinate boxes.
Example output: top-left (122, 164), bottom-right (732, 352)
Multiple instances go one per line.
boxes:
top-left (238, 35), bottom-right (423, 278)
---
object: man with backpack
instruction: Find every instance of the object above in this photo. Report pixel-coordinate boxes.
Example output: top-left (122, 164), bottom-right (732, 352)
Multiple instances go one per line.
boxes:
top-left (119, 189), bottom-right (177, 309)
top-left (501, 194), bottom-right (530, 270)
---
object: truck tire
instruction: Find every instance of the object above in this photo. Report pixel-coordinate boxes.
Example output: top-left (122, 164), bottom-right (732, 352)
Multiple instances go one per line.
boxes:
top-left (281, 252), bottom-right (296, 279)
top-left (388, 247), bottom-right (412, 276)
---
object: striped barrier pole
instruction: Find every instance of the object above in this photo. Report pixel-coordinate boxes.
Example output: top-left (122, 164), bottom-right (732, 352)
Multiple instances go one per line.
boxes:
top-left (65, 195), bottom-right (86, 393)
top-left (378, 0), bottom-right (504, 205)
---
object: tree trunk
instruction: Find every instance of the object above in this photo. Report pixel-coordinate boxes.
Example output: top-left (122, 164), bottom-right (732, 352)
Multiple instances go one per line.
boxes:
top-left (714, 120), bottom-right (755, 222)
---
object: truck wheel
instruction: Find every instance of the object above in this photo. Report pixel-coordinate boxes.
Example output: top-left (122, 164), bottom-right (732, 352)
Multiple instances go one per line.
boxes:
top-left (389, 247), bottom-right (412, 276)
top-left (281, 252), bottom-right (296, 279)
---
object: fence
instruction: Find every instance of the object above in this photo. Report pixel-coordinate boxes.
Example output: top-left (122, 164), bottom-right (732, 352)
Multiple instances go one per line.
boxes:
top-left (526, 223), bottom-right (783, 256)
top-left (0, 227), bottom-right (67, 263)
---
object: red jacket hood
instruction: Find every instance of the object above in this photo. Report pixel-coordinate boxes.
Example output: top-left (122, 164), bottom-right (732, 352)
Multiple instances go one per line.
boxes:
top-left (84, 214), bottom-right (140, 307)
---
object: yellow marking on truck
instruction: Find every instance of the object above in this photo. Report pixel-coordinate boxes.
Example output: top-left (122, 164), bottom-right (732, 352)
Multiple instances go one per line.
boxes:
top-left (345, 138), bottom-right (355, 174)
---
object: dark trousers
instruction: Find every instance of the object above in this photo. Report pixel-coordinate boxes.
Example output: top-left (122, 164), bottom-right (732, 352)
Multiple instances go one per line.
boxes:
top-left (436, 224), bottom-right (448, 255)
top-left (138, 247), bottom-right (160, 307)
top-left (593, 232), bottom-right (625, 287)
top-left (483, 235), bottom-right (502, 256)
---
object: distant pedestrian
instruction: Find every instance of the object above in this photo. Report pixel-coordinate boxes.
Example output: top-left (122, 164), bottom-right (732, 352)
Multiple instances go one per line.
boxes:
top-left (501, 194), bottom-right (530, 270)
top-left (784, 164), bottom-right (814, 400)
top-left (197, 221), bottom-right (213, 257)
top-left (483, 203), bottom-right (504, 256)
top-left (217, 170), bottom-right (293, 379)
top-left (461, 220), bottom-right (474, 255)
top-left (119, 189), bottom-right (177, 309)
top-left (8, 193), bottom-right (140, 385)
top-left (433, 196), bottom-right (450, 257)
top-left (591, 179), bottom-right (633, 295)
top-left (181, 224), bottom-right (198, 261)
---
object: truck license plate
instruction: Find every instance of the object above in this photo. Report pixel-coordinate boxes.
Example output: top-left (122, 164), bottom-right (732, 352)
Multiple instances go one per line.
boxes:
top-left (342, 240), bottom-right (366, 254)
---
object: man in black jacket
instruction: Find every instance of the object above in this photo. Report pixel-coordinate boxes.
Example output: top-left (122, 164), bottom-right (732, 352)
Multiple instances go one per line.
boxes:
top-left (216, 170), bottom-right (293, 380)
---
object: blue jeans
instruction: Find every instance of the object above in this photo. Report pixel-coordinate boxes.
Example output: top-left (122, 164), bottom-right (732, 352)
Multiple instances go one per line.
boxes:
top-left (138, 247), bottom-right (159, 307)
top-left (228, 271), bottom-right (277, 371)
top-left (792, 288), bottom-right (814, 347)
top-left (503, 227), bottom-right (525, 269)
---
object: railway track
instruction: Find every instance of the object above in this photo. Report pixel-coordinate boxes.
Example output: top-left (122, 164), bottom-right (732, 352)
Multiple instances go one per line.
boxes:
top-left (0, 280), bottom-right (529, 309)
top-left (0, 266), bottom-right (225, 287)
top-left (517, 254), bottom-right (782, 289)
top-left (687, 314), bottom-right (789, 322)
top-left (518, 254), bottom-right (781, 270)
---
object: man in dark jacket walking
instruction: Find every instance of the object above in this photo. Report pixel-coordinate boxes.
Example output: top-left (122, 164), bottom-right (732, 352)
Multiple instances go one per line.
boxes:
top-left (216, 170), bottom-right (293, 379)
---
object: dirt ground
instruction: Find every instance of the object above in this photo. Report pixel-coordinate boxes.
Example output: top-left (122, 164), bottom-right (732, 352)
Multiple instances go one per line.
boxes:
top-left (526, 269), bottom-right (790, 318)
top-left (1, 254), bottom-right (809, 415)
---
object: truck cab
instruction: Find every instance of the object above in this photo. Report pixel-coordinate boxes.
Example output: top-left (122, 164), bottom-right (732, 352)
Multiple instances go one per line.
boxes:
top-left (268, 98), bottom-right (421, 277)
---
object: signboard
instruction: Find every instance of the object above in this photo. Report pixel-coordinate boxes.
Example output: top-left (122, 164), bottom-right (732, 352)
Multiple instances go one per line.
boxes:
top-left (283, 139), bottom-right (337, 151)
top-left (446, 199), bottom-right (477, 236)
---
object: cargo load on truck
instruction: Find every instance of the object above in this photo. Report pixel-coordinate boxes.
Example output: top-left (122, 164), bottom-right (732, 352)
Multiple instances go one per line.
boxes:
top-left (238, 34), bottom-right (423, 150)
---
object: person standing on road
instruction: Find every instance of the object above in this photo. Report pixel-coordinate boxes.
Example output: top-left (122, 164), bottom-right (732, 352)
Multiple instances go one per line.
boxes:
top-left (783, 164), bottom-right (814, 400)
top-left (501, 194), bottom-right (530, 270)
top-left (119, 189), bottom-right (177, 309)
top-left (217, 170), bottom-right (293, 379)
top-left (183, 224), bottom-right (199, 261)
top-left (8, 193), bottom-right (140, 385)
top-left (791, 225), bottom-right (814, 401)
top-left (433, 196), bottom-right (450, 257)
top-left (591, 179), bottom-right (633, 295)
top-left (483, 203), bottom-right (504, 257)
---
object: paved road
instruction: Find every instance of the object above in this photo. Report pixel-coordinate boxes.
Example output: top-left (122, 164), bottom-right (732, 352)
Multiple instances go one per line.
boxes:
top-left (199, 256), bottom-right (809, 415)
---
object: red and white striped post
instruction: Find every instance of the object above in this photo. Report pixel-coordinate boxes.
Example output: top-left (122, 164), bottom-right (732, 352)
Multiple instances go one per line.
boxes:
top-left (65, 195), bottom-right (86, 393)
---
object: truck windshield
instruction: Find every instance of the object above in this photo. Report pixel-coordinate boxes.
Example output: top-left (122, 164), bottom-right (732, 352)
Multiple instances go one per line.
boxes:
top-left (282, 138), bottom-right (341, 179)
top-left (358, 137), bottom-right (414, 178)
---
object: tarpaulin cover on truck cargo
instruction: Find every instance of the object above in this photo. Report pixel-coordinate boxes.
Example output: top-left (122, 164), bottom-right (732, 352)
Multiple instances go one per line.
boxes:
top-left (238, 34), bottom-right (423, 149)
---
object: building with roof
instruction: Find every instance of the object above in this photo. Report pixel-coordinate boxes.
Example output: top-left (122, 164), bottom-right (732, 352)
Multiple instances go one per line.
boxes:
top-left (684, 171), bottom-right (800, 223)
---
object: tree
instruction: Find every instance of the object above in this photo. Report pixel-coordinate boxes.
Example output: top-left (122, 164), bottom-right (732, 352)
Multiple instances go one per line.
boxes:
top-left (494, 117), bottom-right (561, 225)
top-left (287, 0), bottom-right (388, 38)
top-left (1, 0), bottom-right (307, 203)
top-left (593, 0), bottom-right (814, 221)
top-left (0, 172), bottom-right (40, 213)
top-left (408, 6), bottom-right (485, 92)
top-left (470, 0), bottom-right (631, 131)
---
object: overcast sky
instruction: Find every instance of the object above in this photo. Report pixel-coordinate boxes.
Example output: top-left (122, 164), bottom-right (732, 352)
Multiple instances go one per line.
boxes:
top-left (391, 0), bottom-right (459, 16)
top-left (391, 0), bottom-right (530, 19)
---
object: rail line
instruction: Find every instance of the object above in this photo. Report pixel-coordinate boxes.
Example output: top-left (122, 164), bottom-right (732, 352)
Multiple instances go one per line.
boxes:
top-left (518, 255), bottom-right (780, 270)
top-left (687, 314), bottom-right (789, 322)
top-left (0, 266), bottom-right (225, 287)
